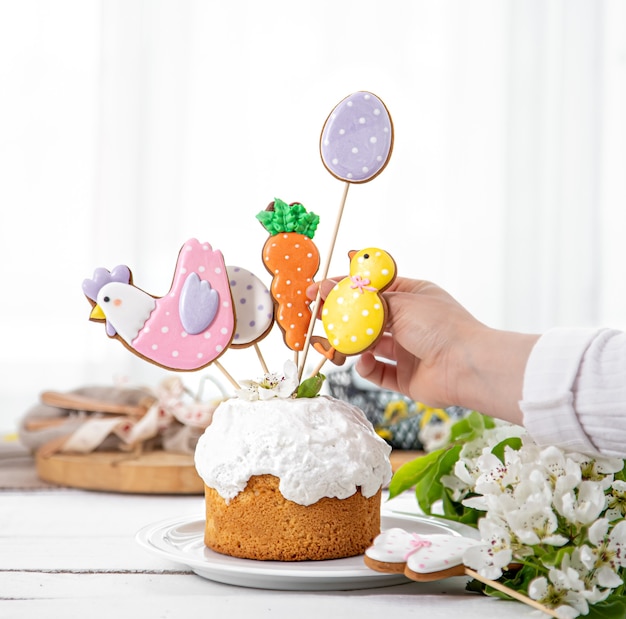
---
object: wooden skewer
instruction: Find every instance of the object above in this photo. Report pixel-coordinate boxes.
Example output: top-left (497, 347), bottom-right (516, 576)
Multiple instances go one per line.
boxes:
top-left (254, 343), bottom-right (269, 374)
top-left (298, 181), bottom-right (350, 380)
top-left (463, 568), bottom-right (559, 618)
top-left (370, 555), bottom-right (559, 618)
top-left (310, 355), bottom-right (327, 379)
top-left (213, 360), bottom-right (241, 391)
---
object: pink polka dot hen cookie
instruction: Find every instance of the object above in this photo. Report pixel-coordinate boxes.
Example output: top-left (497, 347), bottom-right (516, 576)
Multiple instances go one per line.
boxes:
top-left (257, 199), bottom-right (320, 352)
top-left (311, 247), bottom-right (396, 366)
top-left (364, 528), bottom-right (480, 582)
top-left (82, 239), bottom-right (235, 371)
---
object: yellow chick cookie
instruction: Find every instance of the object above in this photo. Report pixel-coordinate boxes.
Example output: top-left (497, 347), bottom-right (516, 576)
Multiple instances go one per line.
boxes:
top-left (312, 248), bottom-right (396, 365)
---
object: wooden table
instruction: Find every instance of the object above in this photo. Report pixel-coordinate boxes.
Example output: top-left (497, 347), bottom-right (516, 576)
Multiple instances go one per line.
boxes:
top-left (0, 450), bottom-right (542, 618)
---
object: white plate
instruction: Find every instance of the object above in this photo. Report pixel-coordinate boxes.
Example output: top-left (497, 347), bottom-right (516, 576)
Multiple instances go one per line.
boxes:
top-left (136, 512), bottom-right (476, 591)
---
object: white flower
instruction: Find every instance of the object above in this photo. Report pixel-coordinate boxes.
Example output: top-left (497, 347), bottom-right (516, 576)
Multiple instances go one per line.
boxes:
top-left (234, 360), bottom-right (299, 401)
top-left (506, 500), bottom-right (568, 547)
top-left (585, 518), bottom-right (626, 587)
top-left (440, 472), bottom-right (471, 503)
top-left (571, 452), bottom-right (623, 489)
top-left (473, 451), bottom-right (518, 497)
top-left (235, 380), bottom-right (263, 401)
top-left (514, 467), bottom-right (554, 507)
top-left (554, 480), bottom-right (607, 525)
top-left (528, 564), bottom-right (590, 619)
top-left (454, 458), bottom-right (478, 486)
top-left (463, 517), bottom-right (512, 580)
top-left (606, 480), bottom-right (626, 521)
top-left (568, 547), bottom-right (612, 603)
top-left (418, 420), bottom-right (451, 452)
top-left (426, 416), bottom-right (626, 617)
top-left (458, 423), bottom-right (526, 462)
top-left (539, 446), bottom-right (580, 483)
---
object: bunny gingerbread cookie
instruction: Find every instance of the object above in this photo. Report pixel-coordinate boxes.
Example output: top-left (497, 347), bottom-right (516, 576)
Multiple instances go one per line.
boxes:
top-left (364, 527), bottom-right (481, 581)
top-left (364, 527), bottom-right (560, 618)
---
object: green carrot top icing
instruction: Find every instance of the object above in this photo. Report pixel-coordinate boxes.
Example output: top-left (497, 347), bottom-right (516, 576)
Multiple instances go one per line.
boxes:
top-left (256, 198), bottom-right (320, 239)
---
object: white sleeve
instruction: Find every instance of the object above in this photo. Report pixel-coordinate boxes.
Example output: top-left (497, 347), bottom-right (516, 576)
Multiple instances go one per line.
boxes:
top-left (520, 327), bottom-right (626, 458)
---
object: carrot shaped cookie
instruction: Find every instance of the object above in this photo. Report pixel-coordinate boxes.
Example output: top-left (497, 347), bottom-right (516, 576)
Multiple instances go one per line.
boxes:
top-left (256, 199), bottom-right (320, 352)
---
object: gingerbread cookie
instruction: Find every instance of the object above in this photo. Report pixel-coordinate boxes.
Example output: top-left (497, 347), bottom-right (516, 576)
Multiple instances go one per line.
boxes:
top-left (257, 199), bottom-right (320, 352)
top-left (82, 239), bottom-right (235, 371)
top-left (226, 265), bottom-right (274, 348)
top-left (364, 527), bottom-right (481, 582)
top-left (311, 247), bottom-right (396, 365)
top-left (320, 91), bottom-right (394, 184)
top-left (363, 526), bottom-right (549, 616)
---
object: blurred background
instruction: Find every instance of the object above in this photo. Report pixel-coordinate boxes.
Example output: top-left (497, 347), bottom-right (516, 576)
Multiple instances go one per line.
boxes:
top-left (1, 0), bottom-right (625, 431)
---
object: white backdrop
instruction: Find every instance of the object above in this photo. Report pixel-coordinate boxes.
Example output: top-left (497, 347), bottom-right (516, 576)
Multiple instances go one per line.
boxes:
top-left (1, 0), bottom-right (625, 430)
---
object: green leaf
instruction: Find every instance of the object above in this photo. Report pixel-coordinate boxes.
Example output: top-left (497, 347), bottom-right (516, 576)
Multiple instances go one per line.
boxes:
top-left (296, 373), bottom-right (325, 398)
top-left (414, 445), bottom-right (461, 515)
top-left (487, 564), bottom-right (542, 601)
top-left (388, 447), bottom-right (447, 499)
top-left (449, 410), bottom-right (493, 442)
top-left (586, 597), bottom-right (626, 619)
top-left (465, 577), bottom-right (486, 595)
top-left (614, 460), bottom-right (626, 483)
top-left (491, 437), bottom-right (523, 463)
top-left (537, 545), bottom-right (572, 569)
top-left (457, 504), bottom-right (482, 526)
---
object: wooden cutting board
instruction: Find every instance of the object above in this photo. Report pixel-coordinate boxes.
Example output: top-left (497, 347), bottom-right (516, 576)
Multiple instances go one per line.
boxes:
top-left (35, 449), bottom-right (422, 494)
top-left (389, 450), bottom-right (422, 472)
top-left (35, 450), bottom-right (204, 494)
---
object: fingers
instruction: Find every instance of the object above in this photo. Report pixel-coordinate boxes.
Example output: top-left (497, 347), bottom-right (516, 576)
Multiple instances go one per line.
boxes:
top-left (306, 277), bottom-right (341, 301)
top-left (365, 333), bottom-right (397, 362)
top-left (306, 275), bottom-right (439, 302)
top-left (355, 352), bottom-right (401, 394)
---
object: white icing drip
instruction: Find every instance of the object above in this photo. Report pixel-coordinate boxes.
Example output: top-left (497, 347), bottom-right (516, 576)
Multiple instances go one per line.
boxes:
top-left (194, 395), bottom-right (392, 506)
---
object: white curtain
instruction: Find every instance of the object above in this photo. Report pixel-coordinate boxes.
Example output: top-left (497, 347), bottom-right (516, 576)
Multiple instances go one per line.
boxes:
top-left (1, 0), bottom-right (625, 429)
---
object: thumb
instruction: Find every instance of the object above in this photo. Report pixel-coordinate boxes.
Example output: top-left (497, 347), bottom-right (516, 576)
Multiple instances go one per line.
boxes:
top-left (306, 278), bottom-right (338, 301)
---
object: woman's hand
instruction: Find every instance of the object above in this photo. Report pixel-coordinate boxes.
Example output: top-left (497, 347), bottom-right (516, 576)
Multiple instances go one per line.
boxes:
top-left (308, 277), bottom-right (539, 424)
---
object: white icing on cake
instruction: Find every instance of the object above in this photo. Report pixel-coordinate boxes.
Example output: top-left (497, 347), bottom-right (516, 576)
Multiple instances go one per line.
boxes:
top-left (194, 395), bottom-right (392, 506)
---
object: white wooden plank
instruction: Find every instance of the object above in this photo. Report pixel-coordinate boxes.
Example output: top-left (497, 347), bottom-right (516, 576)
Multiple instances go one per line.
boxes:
top-left (0, 537), bottom-right (188, 572)
top-left (0, 490), bottom-right (541, 619)
top-left (0, 572), bottom-right (532, 619)
top-left (1, 491), bottom-right (203, 536)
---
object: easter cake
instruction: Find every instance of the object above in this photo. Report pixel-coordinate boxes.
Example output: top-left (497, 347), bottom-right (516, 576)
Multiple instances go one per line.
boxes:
top-left (193, 391), bottom-right (392, 561)
top-left (79, 90), bottom-right (397, 557)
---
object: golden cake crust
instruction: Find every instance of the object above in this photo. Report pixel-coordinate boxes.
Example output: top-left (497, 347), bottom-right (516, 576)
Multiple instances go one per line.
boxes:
top-left (204, 474), bottom-right (381, 561)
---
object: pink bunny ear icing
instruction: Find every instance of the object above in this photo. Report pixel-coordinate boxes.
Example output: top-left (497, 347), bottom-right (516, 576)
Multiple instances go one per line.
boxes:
top-left (364, 527), bottom-right (481, 581)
